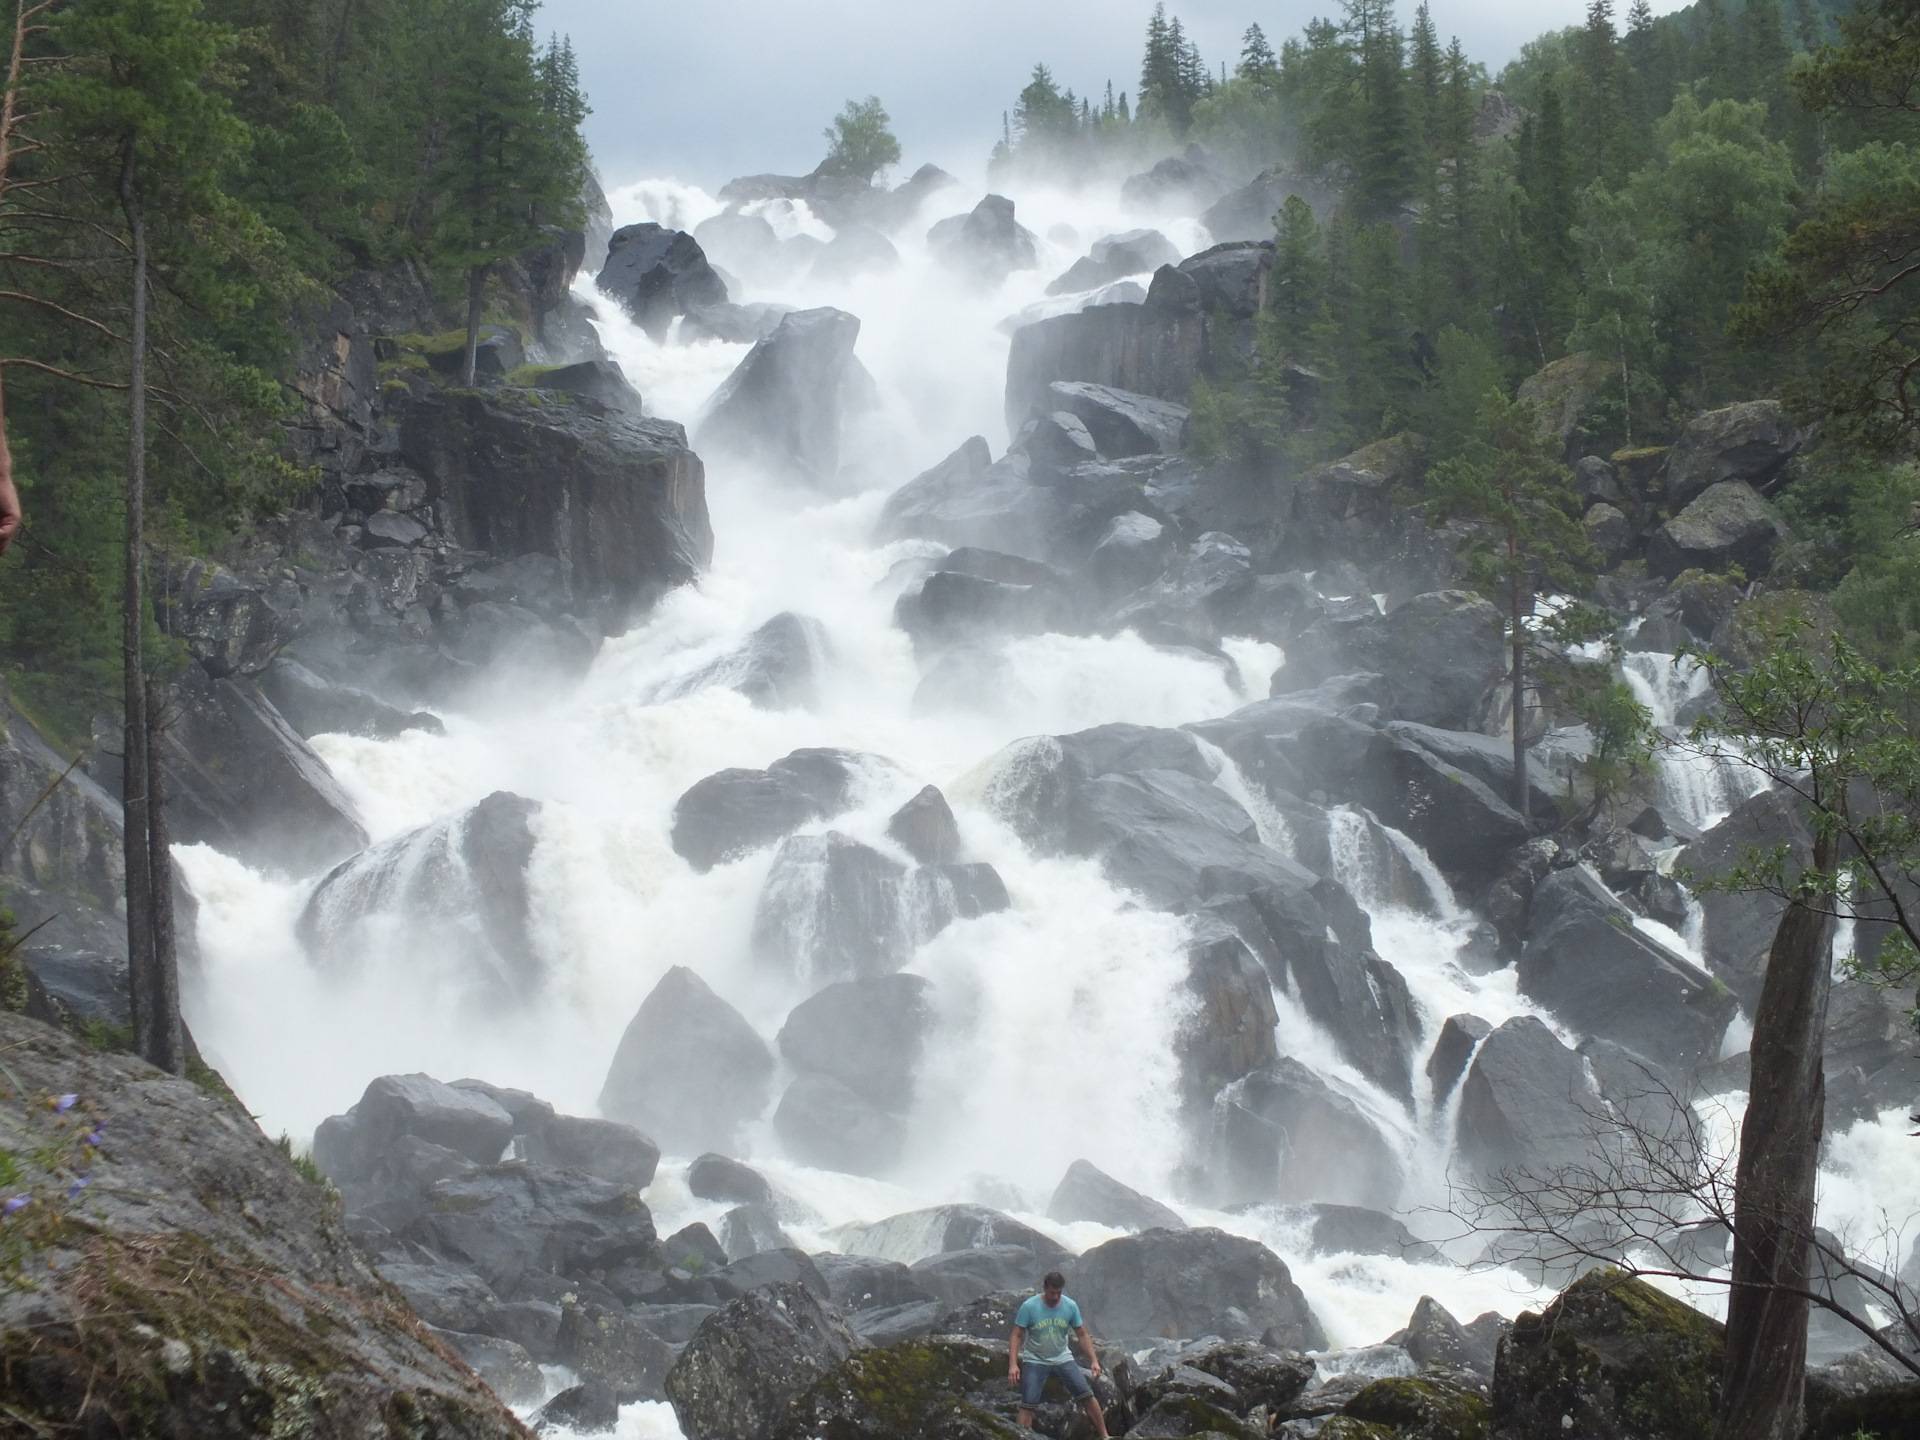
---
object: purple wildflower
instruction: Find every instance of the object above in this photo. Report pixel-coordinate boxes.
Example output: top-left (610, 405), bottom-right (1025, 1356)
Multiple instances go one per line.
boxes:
top-left (51, 1093), bottom-right (78, 1113)
top-left (65, 1176), bottom-right (89, 1201)
top-left (83, 1125), bottom-right (103, 1147)
top-left (2, 1195), bottom-right (30, 1217)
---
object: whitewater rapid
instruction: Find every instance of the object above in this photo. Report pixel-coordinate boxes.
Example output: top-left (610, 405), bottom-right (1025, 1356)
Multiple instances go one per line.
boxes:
top-left (174, 171), bottom-right (1919, 1432)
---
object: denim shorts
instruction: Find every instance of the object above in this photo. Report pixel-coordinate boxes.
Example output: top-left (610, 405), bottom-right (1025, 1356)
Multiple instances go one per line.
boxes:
top-left (1020, 1359), bottom-right (1092, 1406)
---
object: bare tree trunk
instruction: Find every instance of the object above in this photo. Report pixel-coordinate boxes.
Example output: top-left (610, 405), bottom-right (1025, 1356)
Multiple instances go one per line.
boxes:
top-left (461, 262), bottom-right (486, 386)
top-left (119, 143), bottom-right (156, 1057)
top-left (141, 675), bottom-right (182, 1074)
top-left (1716, 824), bottom-right (1839, 1440)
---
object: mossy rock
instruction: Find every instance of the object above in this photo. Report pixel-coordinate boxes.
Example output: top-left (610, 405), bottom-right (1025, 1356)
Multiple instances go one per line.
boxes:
top-left (1490, 1269), bottom-right (1722, 1440)
top-left (772, 1337), bottom-right (1022, 1439)
top-left (1803, 1378), bottom-right (1920, 1439)
top-left (1317, 1420), bottom-right (1399, 1440)
top-left (1131, 1391), bottom-right (1265, 1438)
top-left (1344, 1373), bottom-right (1490, 1439)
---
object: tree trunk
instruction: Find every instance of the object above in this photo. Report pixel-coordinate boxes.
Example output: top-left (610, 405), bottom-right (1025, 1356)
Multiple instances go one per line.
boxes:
top-left (461, 263), bottom-right (486, 386)
top-left (118, 144), bottom-right (157, 1059)
top-left (1716, 824), bottom-right (1839, 1440)
top-left (141, 675), bottom-right (182, 1074)
top-left (1510, 568), bottom-right (1530, 822)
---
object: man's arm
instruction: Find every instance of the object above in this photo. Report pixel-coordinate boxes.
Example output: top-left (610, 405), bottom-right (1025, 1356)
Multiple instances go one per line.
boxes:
top-left (1008, 1325), bottom-right (1024, 1382)
top-left (1074, 1324), bottom-right (1102, 1378)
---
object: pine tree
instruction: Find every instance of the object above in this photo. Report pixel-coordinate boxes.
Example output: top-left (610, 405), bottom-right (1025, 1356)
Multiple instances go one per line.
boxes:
top-left (1353, 8), bottom-right (1413, 221)
top-left (1579, 0), bottom-right (1622, 180)
top-left (1239, 22), bottom-right (1278, 83)
top-left (1623, 0), bottom-right (1666, 134)
top-left (1409, 2), bottom-right (1443, 152)
top-left (1792, 0), bottom-right (1822, 51)
top-left (1118, 91), bottom-right (1131, 123)
top-left (1699, 0), bottom-right (1736, 97)
top-left (1741, 0), bottom-right (1793, 121)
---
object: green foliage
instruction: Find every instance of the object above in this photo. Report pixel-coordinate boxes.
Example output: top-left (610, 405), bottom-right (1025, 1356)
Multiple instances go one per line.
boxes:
top-left (820, 95), bottom-right (901, 182)
top-left (1684, 618), bottom-right (1920, 1032)
top-left (274, 1133), bottom-right (328, 1188)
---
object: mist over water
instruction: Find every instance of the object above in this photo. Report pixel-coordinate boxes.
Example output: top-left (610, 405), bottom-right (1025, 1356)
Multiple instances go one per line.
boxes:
top-left (175, 166), bottom-right (1913, 1431)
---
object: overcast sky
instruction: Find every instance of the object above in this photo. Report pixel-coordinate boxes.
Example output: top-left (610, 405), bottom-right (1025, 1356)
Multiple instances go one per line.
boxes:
top-left (536, 1), bottom-right (1688, 190)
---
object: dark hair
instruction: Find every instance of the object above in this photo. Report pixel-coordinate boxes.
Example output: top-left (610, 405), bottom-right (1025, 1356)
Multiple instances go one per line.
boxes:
top-left (1042, 1270), bottom-right (1065, 1289)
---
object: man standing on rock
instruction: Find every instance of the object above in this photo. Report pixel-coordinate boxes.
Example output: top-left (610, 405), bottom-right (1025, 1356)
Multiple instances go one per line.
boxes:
top-left (1009, 1268), bottom-right (1109, 1436)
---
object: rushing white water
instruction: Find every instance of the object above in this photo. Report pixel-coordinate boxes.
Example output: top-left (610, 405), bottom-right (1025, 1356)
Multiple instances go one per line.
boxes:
top-left (172, 170), bottom-right (1915, 1439)
top-left (1622, 651), bottom-right (1772, 831)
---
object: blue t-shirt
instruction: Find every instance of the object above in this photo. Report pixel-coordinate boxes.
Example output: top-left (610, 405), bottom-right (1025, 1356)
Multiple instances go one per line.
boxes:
top-left (1015, 1293), bottom-right (1082, 1364)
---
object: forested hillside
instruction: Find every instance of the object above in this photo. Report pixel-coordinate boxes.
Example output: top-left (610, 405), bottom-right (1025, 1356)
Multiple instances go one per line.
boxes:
top-left (0, 0), bottom-right (588, 737)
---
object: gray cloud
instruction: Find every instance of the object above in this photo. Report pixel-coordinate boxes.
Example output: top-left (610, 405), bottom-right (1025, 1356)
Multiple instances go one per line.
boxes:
top-left (536, 1), bottom-right (1678, 190)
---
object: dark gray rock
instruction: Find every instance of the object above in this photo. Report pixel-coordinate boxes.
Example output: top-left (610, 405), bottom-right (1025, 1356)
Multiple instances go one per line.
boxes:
top-left (813, 1253), bottom-right (935, 1312)
top-left (522, 1114), bottom-right (661, 1189)
top-left (712, 1246), bottom-right (830, 1302)
top-left (1074, 1226), bottom-right (1326, 1349)
top-left (535, 1379), bottom-right (620, 1433)
top-left (1585, 502), bottom-right (1634, 567)
top-left (1676, 785), bottom-right (1809, 1006)
top-left (696, 307), bottom-right (865, 488)
top-left (1646, 480), bottom-right (1788, 579)
top-left (720, 1203), bottom-right (793, 1261)
top-left (400, 388), bottom-right (711, 634)
top-left (928, 193), bottom-right (1039, 287)
top-left (1354, 728), bottom-right (1533, 888)
top-left (257, 659), bottom-right (443, 741)
top-left (1273, 590), bottom-right (1504, 731)
top-left (313, 1072), bottom-right (515, 1184)
top-left (835, 1204), bottom-right (1070, 1267)
top-left (1044, 381), bottom-right (1189, 459)
top-left (404, 1163), bottom-right (659, 1292)
top-left (599, 966), bottom-right (775, 1153)
top-left (663, 1281), bottom-right (860, 1440)
top-left (663, 1221), bottom-right (730, 1271)
top-left (526, 357), bottom-right (644, 413)
top-left (156, 558), bottom-right (295, 679)
top-left (1665, 400), bottom-right (1805, 508)
top-left (1426, 1014), bottom-right (1492, 1102)
top-left (1048, 1159), bottom-right (1185, 1232)
top-left (298, 791), bottom-right (542, 998)
top-left (908, 1245), bottom-right (1051, 1306)
top-left (597, 222), bottom-right (729, 339)
top-left (1387, 1295), bottom-right (1498, 1377)
top-left (158, 667), bottom-right (369, 876)
top-left (894, 567), bottom-right (1070, 651)
top-left (691, 209), bottom-right (782, 276)
top-left (751, 832), bottom-right (912, 982)
top-left (658, 610), bottom-right (831, 709)
top-left (688, 1152), bottom-right (775, 1207)
top-left (680, 299), bottom-right (795, 344)
top-left (1121, 150), bottom-right (1229, 212)
top-left (773, 1071), bottom-right (908, 1174)
top-left (1177, 921), bottom-right (1280, 1109)
top-left (377, 1260), bottom-right (499, 1333)
top-left (810, 223), bottom-right (901, 283)
top-left (555, 1302), bottom-right (676, 1402)
top-left (887, 784), bottom-right (962, 864)
top-left (1207, 1059), bottom-right (1405, 1209)
top-left (777, 972), bottom-right (933, 1105)
top-left (670, 747), bottom-right (867, 871)
top-left (1454, 1016), bottom-right (1600, 1178)
top-left (1519, 865), bottom-right (1738, 1071)
top-left (1005, 265), bottom-right (1207, 431)
top-left (766, 1334), bottom-right (1026, 1440)
top-left (1202, 167), bottom-right (1332, 241)
top-left (1287, 1204), bottom-right (1438, 1262)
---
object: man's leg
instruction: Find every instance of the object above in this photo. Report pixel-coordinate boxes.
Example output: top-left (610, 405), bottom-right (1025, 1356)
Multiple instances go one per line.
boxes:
top-left (1015, 1407), bottom-right (1035, 1429)
top-left (1081, 1394), bottom-right (1109, 1438)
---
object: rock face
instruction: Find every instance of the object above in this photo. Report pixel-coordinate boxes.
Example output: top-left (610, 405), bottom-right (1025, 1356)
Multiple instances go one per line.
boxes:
top-left (670, 747), bottom-right (868, 871)
top-left (1072, 1227), bottom-right (1326, 1349)
top-left (769, 1336), bottom-right (1021, 1440)
top-left (0, 1012), bottom-right (526, 1438)
top-left (599, 966), bottom-right (775, 1153)
top-left (1454, 1016), bottom-right (1598, 1178)
top-left (696, 307), bottom-right (865, 488)
top-left (1208, 1059), bottom-right (1405, 1209)
top-left (664, 1281), bottom-right (860, 1440)
top-left (928, 194), bottom-right (1039, 287)
top-left (298, 791), bottom-right (542, 997)
top-left (1492, 1269), bottom-right (1724, 1440)
top-left (597, 222), bottom-right (729, 338)
top-left (1273, 590), bottom-right (1504, 730)
top-left (1664, 400), bottom-right (1804, 507)
top-left (157, 665), bottom-right (370, 875)
top-left (777, 973), bottom-right (933, 1102)
top-left (1646, 480), bottom-right (1787, 579)
top-left (1004, 265), bottom-right (1208, 430)
top-left (1201, 167), bottom-right (1334, 241)
top-left (1045, 381), bottom-right (1190, 457)
top-left (401, 388), bottom-right (713, 633)
top-left (1047, 1159), bottom-right (1185, 1231)
top-left (1519, 865), bottom-right (1738, 1071)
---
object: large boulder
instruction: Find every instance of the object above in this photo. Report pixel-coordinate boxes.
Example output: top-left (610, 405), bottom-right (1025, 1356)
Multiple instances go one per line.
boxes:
top-left (928, 194), bottom-right (1039, 287)
top-left (810, 223), bottom-right (901, 284)
top-left (1004, 266), bottom-right (1208, 430)
top-left (1206, 1059), bottom-right (1405, 1209)
top-left (670, 747), bottom-right (868, 871)
top-left (664, 1281), bottom-right (861, 1440)
top-left (157, 667), bottom-right (368, 876)
top-left (770, 1336), bottom-right (1024, 1440)
top-left (522, 1114), bottom-right (662, 1190)
top-left (1646, 480), bottom-right (1788, 580)
top-left (1676, 786), bottom-right (1810, 1006)
top-left (773, 1071), bottom-right (909, 1175)
top-left (1201, 168), bottom-right (1333, 242)
top-left (1664, 400), bottom-right (1804, 508)
top-left (887, 784), bottom-right (963, 865)
top-left (257, 659), bottom-right (442, 741)
top-left (1048, 1159), bottom-right (1185, 1232)
top-left (1273, 590), bottom-right (1504, 730)
top-left (155, 557), bottom-right (295, 679)
top-left (1454, 1015), bottom-right (1599, 1179)
top-left (0, 1012), bottom-right (528, 1439)
top-left (1176, 921), bottom-right (1280, 1109)
top-left (1074, 1227), bottom-right (1325, 1349)
top-left (1046, 229), bottom-right (1180, 294)
top-left (1045, 381), bottom-right (1189, 459)
top-left (1354, 728), bottom-right (1533, 887)
top-left (695, 307), bottom-right (866, 488)
top-left (751, 833), bottom-right (916, 982)
top-left (1388, 1295), bottom-right (1500, 1377)
top-left (656, 610), bottom-right (831, 709)
top-left (312, 1072), bottom-right (515, 1186)
top-left (598, 966), bottom-right (776, 1153)
top-left (691, 208), bottom-right (782, 278)
top-left (1519, 865), bottom-right (1738, 1072)
top-left (1491, 1269), bottom-right (1724, 1440)
top-left (400, 388), bottom-right (712, 633)
top-left (1120, 149), bottom-right (1229, 211)
top-left (832, 1204), bottom-right (1070, 1268)
top-left (777, 972), bottom-right (933, 1103)
top-left (297, 791), bottom-right (542, 998)
top-left (596, 222), bottom-right (729, 338)
top-left (403, 1164), bottom-right (659, 1292)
